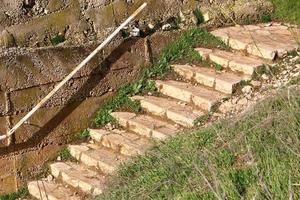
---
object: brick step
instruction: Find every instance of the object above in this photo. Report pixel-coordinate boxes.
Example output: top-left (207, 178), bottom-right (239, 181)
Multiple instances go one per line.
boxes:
top-left (210, 24), bottom-right (300, 60)
top-left (50, 162), bottom-right (107, 196)
top-left (89, 129), bottom-right (152, 156)
top-left (28, 180), bottom-right (80, 200)
top-left (172, 64), bottom-right (251, 94)
top-left (196, 48), bottom-right (265, 75)
top-left (155, 80), bottom-right (227, 111)
top-left (131, 95), bottom-right (204, 127)
top-left (111, 112), bottom-right (178, 140)
top-left (68, 144), bottom-right (127, 174)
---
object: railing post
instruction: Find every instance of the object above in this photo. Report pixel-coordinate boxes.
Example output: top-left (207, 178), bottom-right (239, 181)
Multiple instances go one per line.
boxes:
top-left (4, 91), bottom-right (12, 146)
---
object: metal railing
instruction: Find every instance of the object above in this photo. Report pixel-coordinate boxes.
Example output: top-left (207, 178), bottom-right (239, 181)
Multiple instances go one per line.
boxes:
top-left (0, 3), bottom-right (147, 142)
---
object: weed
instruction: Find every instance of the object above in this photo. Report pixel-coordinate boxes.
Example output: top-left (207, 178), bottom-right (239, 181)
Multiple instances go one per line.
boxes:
top-left (270, 0), bottom-right (300, 25)
top-left (79, 129), bottom-right (90, 139)
top-left (253, 64), bottom-right (280, 80)
top-left (214, 63), bottom-right (223, 71)
top-left (193, 9), bottom-right (205, 25)
top-left (0, 188), bottom-right (29, 200)
top-left (288, 76), bottom-right (300, 85)
top-left (260, 14), bottom-right (272, 23)
top-left (50, 35), bottom-right (65, 45)
top-left (58, 148), bottom-right (72, 161)
top-left (166, 16), bottom-right (181, 30)
top-left (288, 50), bottom-right (299, 57)
top-left (193, 113), bottom-right (211, 126)
top-left (35, 165), bottom-right (50, 179)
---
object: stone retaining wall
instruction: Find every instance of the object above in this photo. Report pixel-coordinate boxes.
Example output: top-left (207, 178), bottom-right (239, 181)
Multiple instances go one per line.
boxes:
top-left (0, 31), bottom-right (181, 194)
top-left (0, 0), bottom-right (273, 48)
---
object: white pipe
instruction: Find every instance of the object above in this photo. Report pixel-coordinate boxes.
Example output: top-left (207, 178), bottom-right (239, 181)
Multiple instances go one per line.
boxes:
top-left (0, 3), bottom-right (147, 141)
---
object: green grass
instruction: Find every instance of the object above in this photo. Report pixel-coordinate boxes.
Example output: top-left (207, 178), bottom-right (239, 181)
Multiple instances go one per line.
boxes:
top-left (79, 129), bottom-right (90, 139)
top-left (93, 28), bottom-right (227, 127)
top-left (193, 8), bottom-right (205, 25)
top-left (58, 147), bottom-right (72, 161)
top-left (97, 87), bottom-right (300, 199)
top-left (50, 35), bottom-right (65, 45)
top-left (0, 188), bottom-right (29, 200)
top-left (270, 0), bottom-right (300, 25)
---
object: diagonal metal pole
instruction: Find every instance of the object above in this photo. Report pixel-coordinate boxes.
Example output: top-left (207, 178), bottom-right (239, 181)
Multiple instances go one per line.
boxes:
top-left (0, 3), bottom-right (147, 142)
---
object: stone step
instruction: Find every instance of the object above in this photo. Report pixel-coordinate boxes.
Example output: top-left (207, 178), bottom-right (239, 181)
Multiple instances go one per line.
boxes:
top-left (131, 95), bottom-right (204, 127)
top-left (89, 129), bottom-right (152, 156)
top-left (28, 180), bottom-right (80, 200)
top-left (50, 162), bottom-right (107, 196)
top-left (172, 64), bottom-right (250, 94)
top-left (210, 24), bottom-right (300, 60)
top-left (196, 48), bottom-right (265, 75)
top-left (111, 112), bottom-right (178, 140)
top-left (155, 80), bottom-right (227, 111)
top-left (68, 144), bottom-right (127, 174)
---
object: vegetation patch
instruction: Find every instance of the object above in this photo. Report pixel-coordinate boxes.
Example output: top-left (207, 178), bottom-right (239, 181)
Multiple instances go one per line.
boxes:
top-left (78, 129), bottom-right (90, 139)
top-left (50, 34), bottom-right (65, 45)
top-left (58, 147), bottom-right (73, 161)
top-left (94, 28), bottom-right (227, 127)
top-left (193, 8), bottom-right (205, 25)
top-left (97, 87), bottom-right (300, 199)
top-left (270, 0), bottom-right (300, 25)
top-left (0, 188), bottom-right (29, 200)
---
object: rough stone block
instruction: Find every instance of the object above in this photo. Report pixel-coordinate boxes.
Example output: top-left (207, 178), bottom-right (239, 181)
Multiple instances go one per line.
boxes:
top-left (156, 80), bottom-right (226, 111)
top-left (28, 180), bottom-right (80, 200)
top-left (0, 159), bottom-right (17, 194)
top-left (132, 95), bottom-right (204, 127)
top-left (11, 95), bottom-right (112, 145)
top-left (7, 6), bottom-right (81, 46)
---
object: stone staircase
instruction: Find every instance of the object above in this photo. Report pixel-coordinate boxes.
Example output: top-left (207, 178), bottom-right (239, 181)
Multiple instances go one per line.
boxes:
top-left (27, 23), bottom-right (299, 199)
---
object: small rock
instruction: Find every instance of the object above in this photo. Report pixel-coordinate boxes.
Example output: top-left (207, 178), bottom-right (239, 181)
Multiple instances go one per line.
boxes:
top-left (57, 156), bottom-right (61, 161)
top-left (105, 123), bottom-right (114, 130)
top-left (179, 11), bottom-right (186, 22)
top-left (178, 101), bottom-right (187, 106)
top-left (264, 22), bottom-right (273, 27)
top-left (250, 80), bottom-right (261, 88)
top-left (47, 175), bottom-right (53, 182)
top-left (148, 23), bottom-right (155, 30)
top-left (261, 74), bottom-right (269, 80)
top-left (287, 65), bottom-right (293, 70)
top-left (191, 15), bottom-right (198, 25)
top-left (282, 70), bottom-right (288, 75)
top-left (130, 26), bottom-right (140, 37)
top-left (291, 56), bottom-right (300, 63)
top-left (219, 101), bottom-right (233, 113)
top-left (245, 94), bottom-right (252, 100)
top-left (238, 98), bottom-right (248, 106)
top-left (162, 24), bottom-right (172, 31)
top-left (231, 97), bottom-right (239, 104)
top-left (273, 82), bottom-right (282, 88)
top-left (213, 112), bottom-right (222, 117)
top-left (0, 30), bottom-right (15, 47)
top-left (292, 72), bottom-right (299, 77)
top-left (242, 85), bottom-right (252, 94)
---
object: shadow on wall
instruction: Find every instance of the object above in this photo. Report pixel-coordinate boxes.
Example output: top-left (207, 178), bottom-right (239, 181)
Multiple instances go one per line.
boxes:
top-left (0, 37), bottom-right (140, 157)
